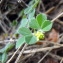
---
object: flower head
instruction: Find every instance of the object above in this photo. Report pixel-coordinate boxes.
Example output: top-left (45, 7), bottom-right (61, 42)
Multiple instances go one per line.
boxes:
top-left (33, 31), bottom-right (45, 41)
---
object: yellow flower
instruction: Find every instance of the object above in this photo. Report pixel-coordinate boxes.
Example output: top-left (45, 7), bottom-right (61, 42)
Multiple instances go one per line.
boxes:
top-left (33, 31), bottom-right (45, 41)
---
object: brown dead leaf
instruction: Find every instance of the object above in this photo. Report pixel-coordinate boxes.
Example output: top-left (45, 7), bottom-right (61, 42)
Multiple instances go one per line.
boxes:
top-left (45, 58), bottom-right (58, 63)
top-left (48, 29), bottom-right (59, 42)
top-left (36, 41), bottom-right (43, 45)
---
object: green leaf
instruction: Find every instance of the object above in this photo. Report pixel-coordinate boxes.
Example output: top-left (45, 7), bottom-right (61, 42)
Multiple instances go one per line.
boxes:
top-left (36, 13), bottom-right (47, 26)
top-left (16, 37), bottom-right (25, 49)
top-left (28, 9), bottom-right (35, 20)
top-left (18, 27), bottom-right (32, 36)
top-left (25, 35), bottom-right (37, 44)
top-left (28, 0), bottom-right (35, 6)
top-left (24, 6), bottom-right (33, 14)
top-left (0, 53), bottom-right (2, 61)
top-left (41, 20), bottom-right (53, 32)
top-left (0, 48), bottom-right (5, 53)
top-left (20, 18), bottom-right (28, 27)
top-left (2, 52), bottom-right (8, 63)
top-left (29, 19), bottom-right (40, 29)
top-left (33, 0), bottom-right (40, 8)
top-left (16, 18), bottom-right (28, 34)
top-left (22, 15), bottom-right (27, 18)
top-left (0, 43), bottom-right (15, 53)
top-left (24, 0), bottom-right (39, 15)
top-left (12, 20), bottom-right (18, 26)
top-left (19, 9), bottom-right (24, 17)
top-left (4, 42), bottom-right (15, 52)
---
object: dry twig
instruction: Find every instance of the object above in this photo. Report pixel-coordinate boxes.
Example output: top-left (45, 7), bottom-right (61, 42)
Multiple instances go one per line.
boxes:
top-left (37, 49), bottom-right (52, 63)
top-left (23, 44), bottom-right (63, 54)
top-left (60, 58), bottom-right (63, 63)
top-left (51, 12), bottom-right (63, 22)
top-left (15, 43), bottom-right (28, 63)
top-left (6, 44), bottom-right (22, 63)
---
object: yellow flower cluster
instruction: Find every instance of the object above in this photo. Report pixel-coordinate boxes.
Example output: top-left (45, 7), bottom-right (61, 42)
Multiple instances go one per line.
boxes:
top-left (34, 31), bottom-right (45, 41)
